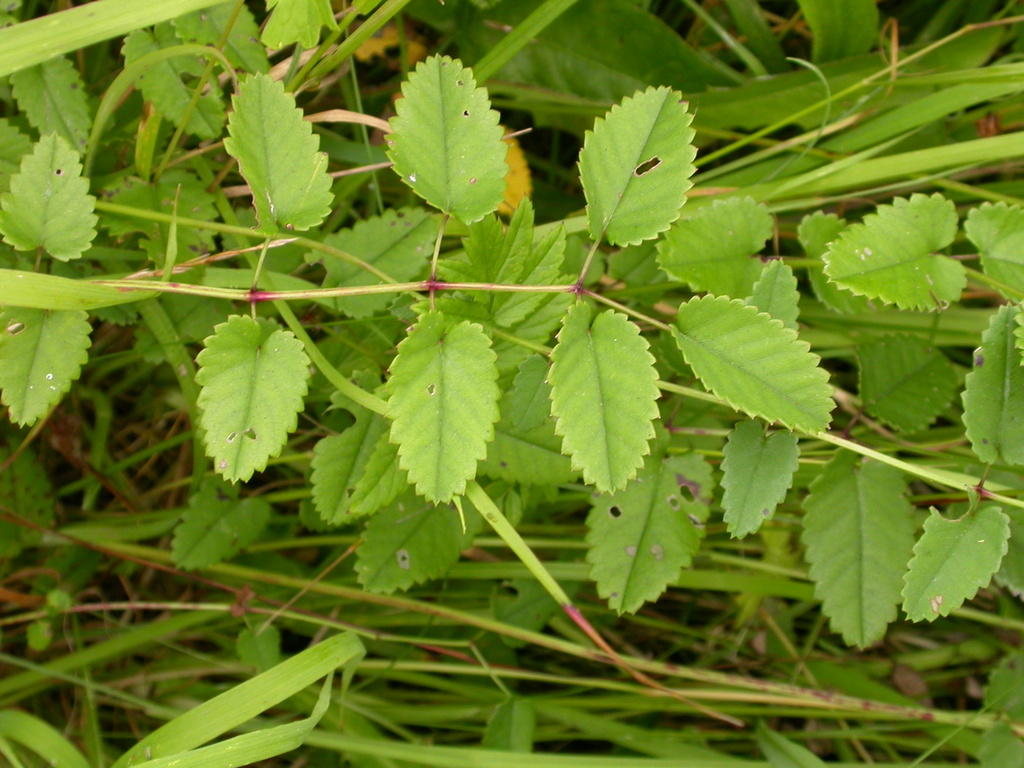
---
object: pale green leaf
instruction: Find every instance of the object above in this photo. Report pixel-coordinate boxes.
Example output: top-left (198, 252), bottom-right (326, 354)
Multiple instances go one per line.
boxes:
top-left (122, 25), bottom-right (226, 139)
top-left (173, 3), bottom-right (269, 74)
top-left (721, 420), bottom-right (799, 538)
top-left (508, 353), bottom-right (552, 433)
top-left (857, 334), bottom-right (957, 432)
top-left (237, 626), bottom-right (281, 672)
top-left (549, 302), bottom-right (659, 493)
top-left (0, 268), bottom-right (157, 310)
top-left (9, 56), bottom-right (90, 150)
top-left (196, 315), bottom-right (311, 482)
top-left (822, 193), bottom-right (963, 311)
top-left (0, 308), bottom-right (90, 426)
top-left (386, 311), bottom-right (499, 503)
top-left (386, 55), bottom-right (507, 224)
top-left (223, 73), bottom-right (333, 232)
top-left (348, 427), bottom-right (408, 518)
top-left (0, 443), bottom-right (53, 558)
top-left (966, 202), bottom-right (1024, 299)
top-left (803, 454), bottom-right (915, 646)
top-left (310, 413), bottom-right (389, 525)
top-left (482, 390), bottom-right (577, 486)
top-left (310, 207), bottom-right (435, 318)
top-left (963, 305), bottom-right (1024, 465)
top-left (799, 211), bottom-right (872, 314)
top-left (171, 481), bottom-right (272, 570)
top-left (657, 196), bottom-right (772, 297)
top-left (0, 118), bottom-right (32, 194)
top-left (797, 0), bottom-right (878, 62)
top-left (672, 295), bottom-right (834, 433)
top-left (578, 85), bottom-right (696, 246)
top-left (746, 259), bottom-right (800, 331)
top-left (587, 447), bottom-right (712, 613)
top-left (980, 723), bottom-right (1024, 768)
top-left (355, 492), bottom-right (478, 593)
top-left (755, 721), bottom-right (827, 768)
top-left (0, 133), bottom-right (97, 260)
top-left (902, 505), bottom-right (1009, 622)
top-left (482, 699), bottom-right (536, 753)
top-left (262, 0), bottom-right (338, 49)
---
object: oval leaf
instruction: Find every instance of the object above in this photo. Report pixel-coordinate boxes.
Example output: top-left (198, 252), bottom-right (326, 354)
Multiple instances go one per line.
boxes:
top-left (579, 85), bottom-right (696, 246)
top-left (721, 420), bottom-right (799, 538)
top-left (310, 413), bottom-right (389, 525)
top-left (902, 505), bottom-right (1009, 622)
top-left (965, 202), bottom-right (1024, 298)
top-left (386, 311), bottom-right (499, 503)
top-left (196, 315), bottom-right (311, 482)
top-left (0, 133), bottom-right (97, 261)
top-left (386, 55), bottom-right (507, 225)
top-left (223, 73), bottom-right (333, 232)
top-left (822, 193), bottom-right (963, 311)
top-left (549, 303), bottom-right (659, 493)
top-left (0, 307), bottom-right (90, 426)
top-left (671, 295), bottom-right (834, 433)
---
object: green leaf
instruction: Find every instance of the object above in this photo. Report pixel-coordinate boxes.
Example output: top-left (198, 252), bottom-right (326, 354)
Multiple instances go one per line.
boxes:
top-left (386, 311), bottom-right (499, 503)
top-left (996, 514), bottom-right (1024, 598)
top-left (0, 308), bottom-right (90, 426)
top-left (0, 133), bottom-right (97, 261)
top-left (672, 295), bottom-right (834, 433)
top-left (237, 626), bottom-right (281, 673)
top-left (348, 428), bottom-right (408, 518)
top-left (0, 443), bottom-right (53, 558)
top-left (310, 207), bottom-right (435, 318)
top-left (979, 723), bottom-right (1024, 768)
top-left (721, 420), bottom-right (799, 538)
top-left (857, 335), bottom-right (958, 433)
top-left (386, 55), bottom-right (507, 224)
top-left (902, 505), bottom-right (1009, 622)
top-left (171, 481), bottom-right (272, 570)
top-left (482, 699), bottom-right (536, 753)
top-left (803, 454), bottom-right (915, 647)
top-left (755, 721), bottom-right (827, 768)
top-left (310, 413), bottom-right (389, 525)
top-left (223, 73), bottom-right (333, 233)
top-left (578, 85), bottom-right (696, 246)
top-left (0, 118), bottom-right (32, 194)
top-left (657, 197), bottom-right (773, 298)
top-left (986, 652), bottom-right (1024, 719)
top-left (799, 211), bottom-right (872, 314)
top-left (822, 193), bottom-right (963, 311)
top-left (508, 354), bottom-right (552, 433)
top-left (963, 305), bottom-right (1024, 465)
top-left (746, 260), bottom-right (800, 331)
top-left (122, 25), bottom-right (226, 139)
top-left (9, 56), bottom-right (90, 151)
top-left (172, 3), bottom-right (269, 74)
top-left (549, 303), bottom-right (659, 493)
top-left (965, 202), bottom-right (1024, 299)
top-left (797, 0), bottom-right (878, 63)
top-left (262, 0), bottom-right (338, 49)
top-left (195, 315), bottom-right (311, 483)
top-left (482, 390), bottom-right (577, 486)
top-left (355, 492), bottom-right (477, 593)
top-left (587, 447), bottom-right (712, 614)
top-left (0, 268), bottom-right (157, 310)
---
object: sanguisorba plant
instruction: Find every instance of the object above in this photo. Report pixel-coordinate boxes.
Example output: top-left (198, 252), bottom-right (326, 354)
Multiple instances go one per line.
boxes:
top-left (5, 0), bottom-right (1024, 759)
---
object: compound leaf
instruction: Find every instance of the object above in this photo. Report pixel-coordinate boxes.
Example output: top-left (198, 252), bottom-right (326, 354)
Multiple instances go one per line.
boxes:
top-left (587, 448), bottom-right (712, 614)
top-left (657, 196), bottom-right (772, 298)
top-left (10, 56), bottom-right (90, 151)
top-left (579, 85), bottom-right (696, 246)
top-left (963, 305), bottom-right (1024, 465)
top-left (965, 202), bottom-right (1024, 299)
top-left (0, 133), bottom-right (97, 261)
top-left (262, 0), bottom-right (338, 49)
top-left (173, 3), bottom-right (269, 74)
top-left (355, 492), bottom-right (478, 593)
top-left (823, 193), bottom-right (962, 311)
top-left (310, 413), bottom-right (389, 525)
top-left (672, 295), bottom-right (834, 433)
top-left (172, 481), bottom-right (271, 570)
top-left (549, 303), bottom-right (659, 493)
top-left (122, 25), bottom-right (226, 140)
top-left (858, 335), bottom-right (957, 432)
top-left (0, 308), bottom-right (90, 426)
top-left (902, 505), bottom-right (1009, 622)
top-left (223, 73), bottom-right (333, 233)
top-left (196, 315), bottom-right (311, 483)
top-left (721, 420), bottom-right (799, 538)
top-left (803, 453), bottom-right (915, 647)
top-left (746, 259), bottom-right (799, 331)
top-left (310, 207), bottom-right (435, 318)
top-left (386, 55), bottom-right (507, 224)
top-left (386, 311), bottom-right (499, 503)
